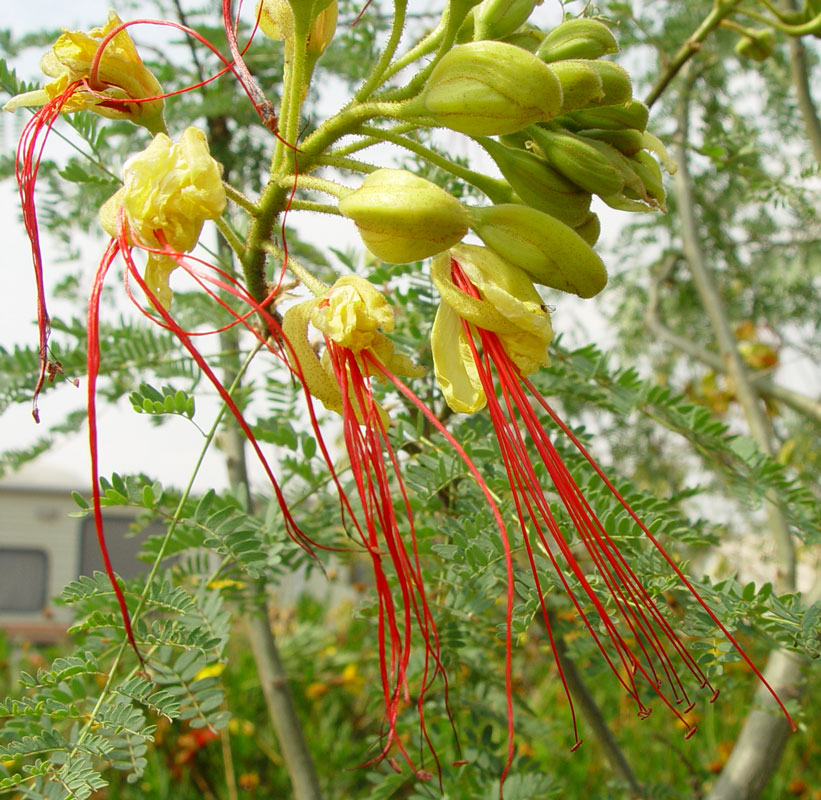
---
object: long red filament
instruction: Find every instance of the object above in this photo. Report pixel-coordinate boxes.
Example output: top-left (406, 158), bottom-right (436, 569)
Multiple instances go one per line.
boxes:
top-left (447, 256), bottom-right (796, 739)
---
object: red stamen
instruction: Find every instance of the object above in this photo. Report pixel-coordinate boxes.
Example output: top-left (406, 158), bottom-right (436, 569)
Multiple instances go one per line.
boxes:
top-left (444, 256), bottom-right (797, 741)
top-left (15, 79), bottom-right (83, 421)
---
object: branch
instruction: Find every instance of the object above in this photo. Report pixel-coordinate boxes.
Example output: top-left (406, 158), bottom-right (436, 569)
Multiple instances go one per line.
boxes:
top-left (672, 68), bottom-right (796, 588)
top-left (552, 631), bottom-right (645, 798)
top-left (645, 257), bottom-right (821, 424)
top-left (784, 0), bottom-right (821, 163)
top-left (645, 0), bottom-right (741, 108)
top-left (672, 65), bottom-right (808, 800)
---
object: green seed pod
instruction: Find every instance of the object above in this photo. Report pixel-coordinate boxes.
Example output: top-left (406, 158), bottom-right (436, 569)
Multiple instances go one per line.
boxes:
top-left (561, 99), bottom-right (649, 132)
top-left (467, 203), bottom-right (607, 297)
top-left (339, 169), bottom-right (469, 263)
top-left (473, 0), bottom-right (541, 41)
top-left (548, 59), bottom-right (604, 112)
top-left (537, 17), bottom-right (618, 62)
top-left (478, 136), bottom-right (592, 226)
top-left (415, 41), bottom-right (563, 136)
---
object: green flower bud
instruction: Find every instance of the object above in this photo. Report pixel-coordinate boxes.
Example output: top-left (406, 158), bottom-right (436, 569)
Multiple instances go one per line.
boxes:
top-left (414, 41), bottom-right (563, 136)
top-left (588, 61), bottom-right (632, 107)
top-left (528, 126), bottom-right (626, 196)
top-left (560, 100), bottom-right (649, 132)
top-left (578, 126), bottom-right (644, 156)
top-left (473, 0), bottom-right (542, 41)
top-left (338, 169), bottom-right (469, 263)
top-left (467, 203), bottom-right (607, 297)
top-left (478, 137), bottom-right (592, 226)
top-left (537, 17), bottom-right (618, 62)
top-left (548, 59), bottom-right (604, 113)
top-left (573, 211), bottom-right (600, 246)
top-left (734, 28), bottom-right (776, 61)
top-left (502, 24), bottom-right (546, 53)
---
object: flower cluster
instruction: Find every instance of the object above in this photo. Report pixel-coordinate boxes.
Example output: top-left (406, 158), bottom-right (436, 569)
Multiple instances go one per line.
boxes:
top-left (6, 3), bottom-right (796, 795)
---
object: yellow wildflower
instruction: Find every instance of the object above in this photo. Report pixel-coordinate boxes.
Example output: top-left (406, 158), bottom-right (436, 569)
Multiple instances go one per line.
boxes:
top-left (99, 127), bottom-right (226, 308)
top-left (3, 11), bottom-right (165, 133)
top-left (430, 244), bottom-right (553, 413)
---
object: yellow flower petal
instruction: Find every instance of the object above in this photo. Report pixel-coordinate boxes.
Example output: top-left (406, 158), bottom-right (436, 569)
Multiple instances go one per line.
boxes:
top-left (5, 10), bottom-right (164, 131)
top-left (431, 301), bottom-right (486, 414)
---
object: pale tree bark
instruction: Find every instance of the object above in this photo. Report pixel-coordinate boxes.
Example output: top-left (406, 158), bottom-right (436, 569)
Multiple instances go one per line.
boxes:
top-left (672, 68), bottom-right (811, 800)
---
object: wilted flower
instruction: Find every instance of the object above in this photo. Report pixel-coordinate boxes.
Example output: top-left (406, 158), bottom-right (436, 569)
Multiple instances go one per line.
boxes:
top-left (3, 10), bottom-right (165, 132)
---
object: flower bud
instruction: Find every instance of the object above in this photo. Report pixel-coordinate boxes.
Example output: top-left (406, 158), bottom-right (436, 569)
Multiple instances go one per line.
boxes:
top-left (478, 137), bottom-right (592, 226)
top-left (588, 61), bottom-right (632, 107)
top-left (561, 100), bottom-right (649, 133)
top-left (307, 0), bottom-right (338, 55)
top-left (473, 0), bottom-right (542, 41)
top-left (415, 41), bottom-right (563, 136)
top-left (573, 212), bottom-right (600, 246)
top-left (734, 28), bottom-right (776, 61)
top-left (548, 59), bottom-right (604, 112)
top-left (3, 11), bottom-right (164, 133)
top-left (338, 169), bottom-right (469, 263)
top-left (537, 18), bottom-right (618, 62)
top-left (467, 203), bottom-right (607, 297)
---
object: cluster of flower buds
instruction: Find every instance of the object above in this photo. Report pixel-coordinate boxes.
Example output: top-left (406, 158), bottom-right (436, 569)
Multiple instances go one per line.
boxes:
top-left (340, 14), bottom-right (674, 308)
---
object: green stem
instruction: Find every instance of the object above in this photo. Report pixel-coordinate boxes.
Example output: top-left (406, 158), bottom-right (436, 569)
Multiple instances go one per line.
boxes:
top-left (358, 125), bottom-right (510, 201)
top-left (645, 0), bottom-right (741, 108)
top-left (216, 216), bottom-right (246, 261)
top-left (327, 122), bottom-right (423, 158)
top-left (73, 343), bottom-right (263, 751)
top-left (288, 199), bottom-right (343, 215)
top-left (354, 0), bottom-right (410, 101)
top-left (262, 241), bottom-right (329, 296)
top-left (223, 182), bottom-right (258, 216)
top-left (736, 4), bottom-right (821, 34)
top-left (278, 173), bottom-right (353, 198)
top-left (311, 153), bottom-right (379, 173)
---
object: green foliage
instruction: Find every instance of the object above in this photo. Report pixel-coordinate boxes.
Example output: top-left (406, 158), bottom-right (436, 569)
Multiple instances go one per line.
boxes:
top-left (1, 0), bottom-right (819, 798)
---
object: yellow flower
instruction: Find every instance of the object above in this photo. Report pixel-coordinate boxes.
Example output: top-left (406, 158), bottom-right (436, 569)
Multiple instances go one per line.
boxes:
top-left (3, 11), bottom-right (165, 133)
top-left (282, 275), bottom-right (424, 421)
top-left (430, 244), bottom-right (553, 413)
top-left (99, 127), bottom-right (226, 308)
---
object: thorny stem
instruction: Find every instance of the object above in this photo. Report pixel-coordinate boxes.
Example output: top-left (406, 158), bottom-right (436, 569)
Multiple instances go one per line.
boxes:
top-left (645, 0), bottom-right (741, 108)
